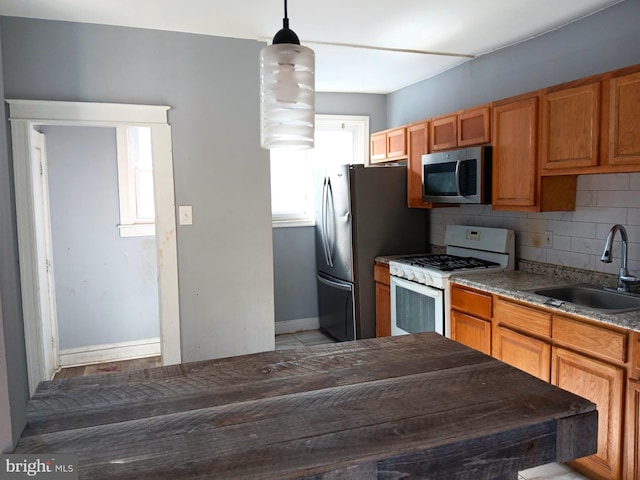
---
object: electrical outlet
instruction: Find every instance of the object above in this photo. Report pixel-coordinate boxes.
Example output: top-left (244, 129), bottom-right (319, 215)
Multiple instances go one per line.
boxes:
top-left (545, 231), bottom-right (553, 248)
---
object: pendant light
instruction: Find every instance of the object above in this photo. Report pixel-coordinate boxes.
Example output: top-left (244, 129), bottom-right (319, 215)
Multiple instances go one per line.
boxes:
top-left (260, 0), bottom-right (315, 149)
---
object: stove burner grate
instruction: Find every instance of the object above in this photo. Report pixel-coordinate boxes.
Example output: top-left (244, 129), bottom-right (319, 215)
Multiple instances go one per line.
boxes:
top-left (397, 254), bottom-right (500, 272)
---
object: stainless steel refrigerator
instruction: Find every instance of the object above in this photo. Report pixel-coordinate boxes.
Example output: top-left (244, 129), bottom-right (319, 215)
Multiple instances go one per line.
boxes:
top-left (315, 164), bottom-right (427, 341)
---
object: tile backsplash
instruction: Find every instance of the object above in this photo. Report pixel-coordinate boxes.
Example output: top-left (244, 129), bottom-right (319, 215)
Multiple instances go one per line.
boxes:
top-left (429, 172), bottom-right (640, 277)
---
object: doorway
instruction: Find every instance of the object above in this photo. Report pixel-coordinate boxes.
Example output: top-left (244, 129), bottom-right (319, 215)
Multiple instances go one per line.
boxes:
top-left (8, 100), bottom-right (181, 394)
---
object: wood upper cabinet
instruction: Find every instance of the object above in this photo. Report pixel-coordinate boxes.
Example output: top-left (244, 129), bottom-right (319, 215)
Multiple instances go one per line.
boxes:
top-left (430, 114), bottom-right (457, 151)
top-left (406, 122), bottom-right (429, 208)
top-left (370, 127), bottom-right (407, 164)
top-left (450, 285), bottom-right (492, 355)
top-left (604, 70), bottom-right (640, 167)
top-left (552, 346), bottom-right (625, 480)
top-left (491, 94), bottom-right (538, 210)
top-left (374, 262), bottom-right (391, 337)
top-left (492, 92), bottom-right (576, 212)
top-left (458, 106), bottom-right (491, 147)
top-left (430, 105), bottom-right (490, 151)
top-left (406, 121), bottom-right (453, 209)
top-left (541, 82), bottom-right (601, 171)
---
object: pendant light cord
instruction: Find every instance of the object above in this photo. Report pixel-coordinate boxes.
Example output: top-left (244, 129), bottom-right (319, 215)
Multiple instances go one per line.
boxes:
top-left (283, 0), bottom-right (289, 29)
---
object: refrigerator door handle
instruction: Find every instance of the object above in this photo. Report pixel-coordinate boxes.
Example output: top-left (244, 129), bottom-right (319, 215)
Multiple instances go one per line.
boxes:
top-left (321, 176), bottom-right (332, 267)
top-left (325, 177), bottom-right (334, 267)
top-left (317, 273), bottom-right (353, 292)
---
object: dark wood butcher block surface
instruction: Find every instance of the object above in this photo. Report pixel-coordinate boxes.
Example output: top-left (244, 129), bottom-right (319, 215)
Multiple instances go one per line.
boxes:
top-left (14, 333), bottom-right (597, 479)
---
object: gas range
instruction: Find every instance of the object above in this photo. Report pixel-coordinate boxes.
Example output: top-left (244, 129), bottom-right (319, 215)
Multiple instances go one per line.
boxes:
top-left (389, 225), bottom-right (515, 289)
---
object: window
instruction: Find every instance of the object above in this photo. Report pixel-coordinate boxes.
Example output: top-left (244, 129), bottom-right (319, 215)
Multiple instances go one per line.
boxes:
top-left (270, 115), bottom-right (369, 227)
top-left (116, 126), bottom-right (156, 237)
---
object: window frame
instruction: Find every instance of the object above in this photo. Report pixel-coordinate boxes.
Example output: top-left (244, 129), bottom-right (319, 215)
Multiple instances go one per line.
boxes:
top-left (270, 114), bottom-right (369, 228)
top-left (116, 126), bottom-right (156, 237)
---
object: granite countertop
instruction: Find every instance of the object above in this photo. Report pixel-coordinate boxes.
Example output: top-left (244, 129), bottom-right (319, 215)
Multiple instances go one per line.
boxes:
top-left (452, 271), bottom-right (640, 333)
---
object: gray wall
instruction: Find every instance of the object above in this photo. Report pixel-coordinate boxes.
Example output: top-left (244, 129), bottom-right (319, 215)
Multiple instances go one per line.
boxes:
top-left (43, 126), bottom-right (159, 349)
top-left (1, 17), bottom-right (275, 363)
top-left (0, 22), bottom-right (28, 451)
top-left (388, 0), bottom-right (640, 126)
top-left (272, 92), bottom-right (387, 324)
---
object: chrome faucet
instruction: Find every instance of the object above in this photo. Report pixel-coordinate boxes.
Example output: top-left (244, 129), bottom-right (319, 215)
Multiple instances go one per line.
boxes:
top-left (601, 224), bottom-right (640, 292)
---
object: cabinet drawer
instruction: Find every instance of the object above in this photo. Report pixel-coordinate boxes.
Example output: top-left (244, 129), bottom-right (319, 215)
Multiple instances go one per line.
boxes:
top-left (450, 286), bottom-right (492, 320)
top-left (494, 298), bottom-right (551, 338)
top-left (374, 263), bottom-right (390, 285)
top-left (553, 315), bottom-right (627, 363)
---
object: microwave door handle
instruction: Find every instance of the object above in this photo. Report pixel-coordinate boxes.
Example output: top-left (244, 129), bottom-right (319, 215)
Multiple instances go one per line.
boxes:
top-left (454, 160), bottom-right (463, 197)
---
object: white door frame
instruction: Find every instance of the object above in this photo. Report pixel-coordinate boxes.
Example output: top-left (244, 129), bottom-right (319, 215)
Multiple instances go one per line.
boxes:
top-left (7, 99), bottom-right (182, 394)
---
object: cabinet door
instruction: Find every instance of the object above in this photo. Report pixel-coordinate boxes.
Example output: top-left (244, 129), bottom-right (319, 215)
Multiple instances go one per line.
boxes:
top-left (494, 326), bottom-right (551, 382)
top-left (374, 263), bottom-right (391, 337)
top-left (458, 106), bottom-right (490, 147)
top-left (606, 71), bottom-right (640, 166)
top-left (370, 131), bottom-right (388, 163)
top-left (407, 122), bottom-right (429, 208)
top-left (541, 82), bottom-right (600, 170)
top-left (552, 347), bottom-right (624, 480)
top-left (430, 115), bottom-right (457, 151)
top-left (375, 281), bottom-right (391, 337)
top-left (451, 310), bottom-right (491, 355)
top-left (386, 127), bottom-right (407, 159)
top-left (627, 380), bottom-right (640, 480)
top-left (492, 95), bottom-right (538, 209)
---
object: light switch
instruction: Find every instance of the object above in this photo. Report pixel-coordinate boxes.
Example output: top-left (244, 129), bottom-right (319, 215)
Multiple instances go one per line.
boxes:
top-left (179, 205), bottom-right (193, 225)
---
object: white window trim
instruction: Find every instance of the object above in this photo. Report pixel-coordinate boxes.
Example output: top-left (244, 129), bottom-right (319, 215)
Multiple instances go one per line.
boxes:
top-left (271, 114), bottom-right (369, 228)
top-left (116, 127), bottom-right (155, 237)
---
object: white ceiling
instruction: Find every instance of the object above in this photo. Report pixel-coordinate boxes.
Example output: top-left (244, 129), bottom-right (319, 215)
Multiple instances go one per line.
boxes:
top-left (0, 0), bottom-right (625, 93)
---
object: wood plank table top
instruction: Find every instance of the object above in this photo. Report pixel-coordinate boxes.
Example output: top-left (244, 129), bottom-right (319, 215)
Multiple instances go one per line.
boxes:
top-left (14, 333), bottom-right (597, 480)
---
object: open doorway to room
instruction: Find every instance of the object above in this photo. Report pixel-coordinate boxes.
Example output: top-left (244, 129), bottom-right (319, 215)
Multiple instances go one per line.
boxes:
top-left (40, 125), bottom-right (161, 372)
top-left (8, 100), bottom-right (181, 394)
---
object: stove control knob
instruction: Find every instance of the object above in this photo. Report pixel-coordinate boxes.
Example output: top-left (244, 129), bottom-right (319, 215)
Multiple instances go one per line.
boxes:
top-left (389, 265), bottom-right (399, 276)
top-left (413, 271), bottom-right (425, 283)
top-left (406, 270), bottom-right (415, 281)
top-left (422, 275), bottom-right (433, 286)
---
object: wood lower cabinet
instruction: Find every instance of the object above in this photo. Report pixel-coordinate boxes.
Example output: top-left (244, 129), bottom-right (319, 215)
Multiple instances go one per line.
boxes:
top-left (374, 262), bottom-right (391, 337)
top-left (627, 379), bottom-right (640, 480)
top-left (451, 311), bottom-right (491, 355)
top-left (493, 298), bottom-right (552, 382)
top-left (494, 326), bottom-right (551, 382)
top-left (450, 285), bottom-right (492, 354)
top-left (552, 347), bottom-right (625, 480)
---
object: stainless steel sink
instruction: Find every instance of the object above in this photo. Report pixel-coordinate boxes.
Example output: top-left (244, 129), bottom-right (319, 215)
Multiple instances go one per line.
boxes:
top-left (526, 283), bottom-right (640, 313)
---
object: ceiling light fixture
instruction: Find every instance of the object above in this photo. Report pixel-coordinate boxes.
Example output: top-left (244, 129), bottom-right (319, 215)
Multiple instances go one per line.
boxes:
top-left (260, 0), bottom-right (315, 150)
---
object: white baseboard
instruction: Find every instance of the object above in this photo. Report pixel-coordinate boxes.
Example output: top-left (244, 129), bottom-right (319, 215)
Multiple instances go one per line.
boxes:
top-left (58, 337), bottom-right (161, 367)
top-left (275, 317), bottom-right (320, 335)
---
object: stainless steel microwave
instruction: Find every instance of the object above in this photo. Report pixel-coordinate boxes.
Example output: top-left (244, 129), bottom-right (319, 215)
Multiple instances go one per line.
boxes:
top-left (422, 146), bottom-right (491, 204)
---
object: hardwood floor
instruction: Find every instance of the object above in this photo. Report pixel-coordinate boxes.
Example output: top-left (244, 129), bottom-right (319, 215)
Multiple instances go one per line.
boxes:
top-left (51, 330), bottom-right (590, 480)
top-left (53, 356), bottom-right (161, 380)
